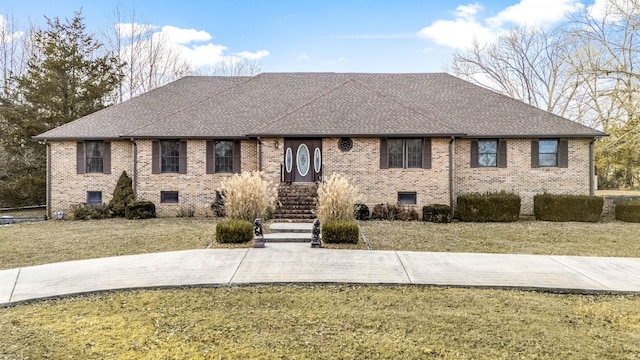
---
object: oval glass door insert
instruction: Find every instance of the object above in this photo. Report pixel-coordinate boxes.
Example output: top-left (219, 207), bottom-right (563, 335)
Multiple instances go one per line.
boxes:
top-left (314, 147), bottom-right (321, 173)
top-left (297, 144), bottom-right (310, 177)
top-left (285, 147), bottom-right (293, 173)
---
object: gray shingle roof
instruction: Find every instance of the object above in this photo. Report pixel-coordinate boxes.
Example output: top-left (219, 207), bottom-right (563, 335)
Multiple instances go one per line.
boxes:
top-left (35, 73), bottom-right (605, 140)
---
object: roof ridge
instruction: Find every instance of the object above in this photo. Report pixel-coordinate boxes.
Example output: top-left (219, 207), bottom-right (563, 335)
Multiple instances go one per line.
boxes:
top-left (123, 75), bottom-right (258, 137)
top-left (350, 77), bottom-right (460, 135)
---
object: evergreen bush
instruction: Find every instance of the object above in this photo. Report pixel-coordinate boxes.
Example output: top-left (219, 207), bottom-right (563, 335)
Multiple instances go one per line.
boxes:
top-left (109, 171), bottom-right (135, 217)
top-left (534, 193), bottom-right (603, 222)
top-left (210, 190), bottom-right (226, 218)
top-left (216, 219), bottom-right (254, 243)
top-left (456, 192), bottom-right (521, 222)
top-left (615, 201), bottom-right (640, 223)
top-left (125, 201), bottom-right (156, 220)
top-left (354, 203), bottom-right (370, 220)
top-left (321, 219), bottom-right (359, 244)
top-left (422, 204), bottom-right (452, 223)
top-left (71, 203), bottom-right (111, 220)
top-left (370, 203), bottom-right (418, 221)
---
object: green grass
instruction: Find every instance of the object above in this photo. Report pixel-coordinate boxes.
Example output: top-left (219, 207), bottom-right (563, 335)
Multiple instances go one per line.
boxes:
top-left (359, 220), bottom-right (640, 257)
top-left (1, 286), bottom-right (639, 359)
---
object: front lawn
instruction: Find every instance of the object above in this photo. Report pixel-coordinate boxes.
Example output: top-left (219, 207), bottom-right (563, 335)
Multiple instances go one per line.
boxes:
top-left (1, 286), bottom-right (638, 359)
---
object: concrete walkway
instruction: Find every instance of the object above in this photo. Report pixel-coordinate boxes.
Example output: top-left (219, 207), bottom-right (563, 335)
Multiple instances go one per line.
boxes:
top-left (2, 243), bottom-right (640, 306)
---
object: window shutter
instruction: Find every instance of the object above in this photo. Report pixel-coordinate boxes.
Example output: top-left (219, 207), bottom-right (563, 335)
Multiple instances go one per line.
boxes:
top-left (531, 140), bottom-right (539, 168)
top-left (206, 141), bottom-right (215, 174)
top-left (422, 138), bottom-right (432, 169)
top-left (103, 142), bottom-right (111, 174)
top-left (232, 140), bottom-right (241, 173)
top-left (76, 142), bottom-right (85, 174)
top-left (470, 140), bottom-right (479, 168)
top-left (179, 141), bottom-right (187, 174)
top-left (152, 141), bottom-right (160, 174)
top-left (380, 138), bottom-right (388, 169)
top-left (498, 139), bottom-right (507, 168)
top-left (558, 140), bottom-right (568, 168)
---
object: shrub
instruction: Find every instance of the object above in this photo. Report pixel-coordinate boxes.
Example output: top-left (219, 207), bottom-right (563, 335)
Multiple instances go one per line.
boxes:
top-left (71, 203), bottom-right (111, 220)
top-left (321, 219), bottom-right (359, 244)
top-left (177, 205), bottom-right (195, 218)
top-left (109, 171), bottom-right (135, 217)
top-left (216, 219), bottom-right (254, 243)
top-left (125, 201), bottom-right (156, 220)
top-left (317, 174), bottom-right (360, 222)
top-left (354, 203), bottom-right (370, 220)
top-left (456, 192), bottom-right (521, 222)
top-left (370, 203), bottom-right (418, 221)
top-left (398, 205), bottom-right (419, 221)
top-left (221, 172), bottom-right (275, 221)
top-left (371, 204), bottom-right (388, 220)
top-left (210, 190), bottom-right (226, 218)
top-left (423, 204), bottom-right (452, 223)
top-left (615, 201), bottom-right (640, 223)
top-left (534, 194), bottom-right (603, 222)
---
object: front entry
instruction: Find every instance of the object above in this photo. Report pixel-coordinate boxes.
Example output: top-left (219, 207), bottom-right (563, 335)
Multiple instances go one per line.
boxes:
top-left (283, 139), bottom-right (322, 183)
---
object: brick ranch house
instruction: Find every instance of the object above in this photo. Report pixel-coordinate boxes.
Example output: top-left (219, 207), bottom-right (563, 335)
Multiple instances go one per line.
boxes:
top-left (34, 73), bottom-right (605, 218)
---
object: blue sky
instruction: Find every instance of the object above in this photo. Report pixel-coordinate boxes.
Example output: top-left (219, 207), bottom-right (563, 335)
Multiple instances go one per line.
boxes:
top-left (1, 0), bottom-right (602, 73)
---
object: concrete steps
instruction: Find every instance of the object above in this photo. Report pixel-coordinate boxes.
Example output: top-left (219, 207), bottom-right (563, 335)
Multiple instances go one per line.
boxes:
top-left (274, 183), bottom-right (317, 221)
top-left (264, 222), bottom-right (314, 243)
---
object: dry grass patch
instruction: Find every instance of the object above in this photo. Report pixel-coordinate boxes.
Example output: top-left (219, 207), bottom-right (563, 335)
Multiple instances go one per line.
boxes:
top-left (0, 218), bottom-right (245, 270)
top-left (1, 286), bottom-right (639, 359)
top-left (360, 220), bottom-right (640, 257)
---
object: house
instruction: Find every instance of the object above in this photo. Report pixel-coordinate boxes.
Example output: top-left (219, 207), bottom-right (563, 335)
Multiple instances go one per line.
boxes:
top-left (34, 73), bottom-right (605, 218)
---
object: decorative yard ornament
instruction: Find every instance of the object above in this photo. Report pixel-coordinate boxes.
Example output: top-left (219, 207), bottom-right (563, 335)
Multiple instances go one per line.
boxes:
top-left (311, 219), bottom-right (321, 248)
top-left (253, 218), bottom-right (265, 248)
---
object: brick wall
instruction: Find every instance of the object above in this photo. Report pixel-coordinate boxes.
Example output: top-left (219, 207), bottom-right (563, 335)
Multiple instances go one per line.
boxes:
top-left (454, 138), bottom-right (592, 215)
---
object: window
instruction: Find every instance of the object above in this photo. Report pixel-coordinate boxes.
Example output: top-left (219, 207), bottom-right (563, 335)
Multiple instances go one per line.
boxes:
top-left (76, 141), bottom-right (111, 174)
top-left (380, 138), bottom-right (431, 169)
top-left (531, 139), bottom-right (568, 168)
top-left (206, 140), bottom-right (241, 174)
top-left (152, 140), bottom-right (186, 174)
top-left (161, 141), bottom-right (180, 173)
top-left (87, 191), bottom-right (102, 205)
top-left (478, 140), bottom-right (497, 167)
top-left (398, 192), bottom-right (417, 204)
top-left (538, 140), bottom-right (558, 167)
top-left (471, 139), bottom-right (507, 168)
top-left (85, 141), bottom-right (104, 173)
top-left (161, 191), bottom-right (179, 203)
top-left (215, 141), bottom-right (234, 173)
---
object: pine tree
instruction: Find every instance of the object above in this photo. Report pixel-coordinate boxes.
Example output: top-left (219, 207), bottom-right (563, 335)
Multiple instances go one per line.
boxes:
top-left (109, 171), bottom-right (135, 217)
top-left (0, 11), bottom-right (124, 207)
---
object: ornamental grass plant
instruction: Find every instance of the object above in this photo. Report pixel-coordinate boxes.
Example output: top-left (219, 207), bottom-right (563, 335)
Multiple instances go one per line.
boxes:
top-left (316, 173), bottom-right (360, 222)
top-left (220, 171), bottom-right (276, 222)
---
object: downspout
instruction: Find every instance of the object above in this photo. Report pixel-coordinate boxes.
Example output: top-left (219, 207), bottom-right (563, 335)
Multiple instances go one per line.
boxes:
top-left (449, 137), bottom-right (455, 211)
top-left (257, 137), bottom-right (263, 171)
top-left (131, 139), bottom-right (138, 196)
top-left (589, 138), bottom-right (595, 196)
top-left (46, 141), bottom-right (52, 219)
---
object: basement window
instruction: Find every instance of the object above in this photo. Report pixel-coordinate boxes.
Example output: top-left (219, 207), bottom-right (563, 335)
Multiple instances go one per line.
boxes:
top-left (87, 191), bottom-right (102, 205)
top-left (398, 192), bottom-right (417, 205)
top-left (161, 191), bottom-right (179, 204)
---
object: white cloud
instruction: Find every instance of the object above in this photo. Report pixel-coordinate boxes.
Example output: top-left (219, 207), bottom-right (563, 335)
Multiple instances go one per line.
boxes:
top-left (486, 0), bottom-right (584, 28)
top-left (159, 25), bottom-right (212, 44)
top-left (418, 1), bottom-right (586, 50)
top-left (236, 49), bottom-right (270, 60)
top-left (0, 15), bottom-right (25, 43)
top-left (114, 22), bottom-right (158, 38)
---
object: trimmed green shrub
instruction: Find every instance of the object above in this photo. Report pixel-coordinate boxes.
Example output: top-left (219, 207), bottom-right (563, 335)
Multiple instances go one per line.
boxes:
top-left (422, 204), bottom-right (452, 223)
top-left (615, 201), bottom-right (640, 223)
top-left (321, 219), bottom-right (359, 244)
top-left (456, 192), bottom-right (521, 222)
top-left (71, 203), bottom-right (111, 220)
top-left (216, 219), bottom-right (254, 243)
top-left (354, 203), bottom-right (370, 220)
top-left (109, 171), bottom-right (135, 217)
top-left (534, 194), bottom-right (603, 222)
top-left (125, 201), bottom-right (156, 220)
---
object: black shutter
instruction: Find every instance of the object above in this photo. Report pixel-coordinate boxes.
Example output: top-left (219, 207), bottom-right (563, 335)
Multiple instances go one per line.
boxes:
top-left (422, 138), bottom-right (431, 169)
top-left (206, 141), bottom-right (215, 174)
top-left (380, 138), bottom-right (388, 169)
top-left (179, 141), bottom-right (187, 174)
top-left (103, 142), bottom-right (111, 174)
top-left (470, 140), bottom-right (479, 168)
top-left (152, 141), bottom-right (160, 174)
top-left (497, 139), bottom-right (507, 168)
top-left (232, 140), bottom-right (241, 173)
top-left (558, 140), bottom-right (568, 168)
top-left (76, 142), bottom-right (85, 174)
top-left (531, 140), bottom-right (539, 168)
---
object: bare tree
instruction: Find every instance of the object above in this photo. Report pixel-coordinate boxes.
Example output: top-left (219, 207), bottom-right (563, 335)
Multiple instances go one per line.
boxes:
top-left (210, 56), bottom-right (262, 76)
top-left (0, 14), bottom-right (31, 98)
